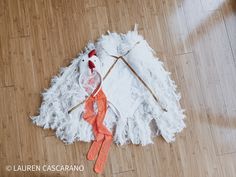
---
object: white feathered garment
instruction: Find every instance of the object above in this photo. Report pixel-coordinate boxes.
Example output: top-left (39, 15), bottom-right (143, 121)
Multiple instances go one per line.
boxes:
top-left (32, 28), bottom-right (185, 145)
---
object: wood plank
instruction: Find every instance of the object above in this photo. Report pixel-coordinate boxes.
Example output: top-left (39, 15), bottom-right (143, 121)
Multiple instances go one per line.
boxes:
top-left (0, 0), bottom-right (236, 176)
top-left (220, 0), bottom-right (236, 59)
top-left (183, 0), bottom-right (236, 155)
top-left (113, 170), bottom-right (137, 177)
top-left (0, 87), bottom-right (22, 177)
top-left (109, 145), bottom-right (134, 174)
top-left (219, 152), bottom-right (236, 177)
top-left (0, 0), bottom-right (13, 87)
top-left (200, 0), bottom-right (221, 11)
top-left (163, 0), bottom-right (192, 54)
top-left (172, 53), bottom-right (223, 177)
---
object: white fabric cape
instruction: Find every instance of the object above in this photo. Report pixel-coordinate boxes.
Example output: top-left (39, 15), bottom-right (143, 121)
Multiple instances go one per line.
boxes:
top-left (32, 28), bottom-right (186, 145)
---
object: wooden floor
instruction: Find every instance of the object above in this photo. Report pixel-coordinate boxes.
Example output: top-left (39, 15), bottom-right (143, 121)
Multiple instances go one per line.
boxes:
top-left (0, 0), bottom-right (236, 176)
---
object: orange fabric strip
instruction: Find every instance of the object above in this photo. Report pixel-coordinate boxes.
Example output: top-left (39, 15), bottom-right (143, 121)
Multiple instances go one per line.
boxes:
top-left (87, 140), bottom-right (103, 161)
top-left (94, 135), bottom-right (112, 173)
top-left (83, 89), bottom-right (113, 173)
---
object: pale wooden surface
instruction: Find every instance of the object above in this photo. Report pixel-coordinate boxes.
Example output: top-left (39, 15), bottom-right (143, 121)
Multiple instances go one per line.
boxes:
top-left (0, 0), bottom-right (236, 177)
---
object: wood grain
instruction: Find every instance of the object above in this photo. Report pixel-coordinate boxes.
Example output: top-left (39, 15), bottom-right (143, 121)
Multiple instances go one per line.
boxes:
top-left (0, 0), bottom-right (236, 176)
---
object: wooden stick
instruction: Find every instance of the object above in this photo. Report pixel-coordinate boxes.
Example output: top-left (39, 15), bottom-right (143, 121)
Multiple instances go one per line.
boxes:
top-left (103, 57), bottom-right (119, 80)
top-left (119, 56), bottom-right (167, 112)
top-left (68, 99), bottom-right (86, 114)
top-left (68, 58), bottom-right (119, 114)
top-left (68, 55), bottom-right (167, 113)
top-left (68, 43), bottom-right (167, 113)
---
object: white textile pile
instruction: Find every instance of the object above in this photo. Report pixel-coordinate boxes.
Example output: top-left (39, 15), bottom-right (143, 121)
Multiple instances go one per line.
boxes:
top-left (32, 27), bottom-right (185, 145)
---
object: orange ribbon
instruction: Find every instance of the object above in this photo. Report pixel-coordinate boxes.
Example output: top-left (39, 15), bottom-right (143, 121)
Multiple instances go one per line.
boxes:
top-left (83, 89), bottom-right (112, 173)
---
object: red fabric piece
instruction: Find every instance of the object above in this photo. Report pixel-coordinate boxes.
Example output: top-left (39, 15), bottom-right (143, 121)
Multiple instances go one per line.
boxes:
top-left (88, 49), bottom-right (96, 58)
top-left (88, 60), bottom-right (95, 70)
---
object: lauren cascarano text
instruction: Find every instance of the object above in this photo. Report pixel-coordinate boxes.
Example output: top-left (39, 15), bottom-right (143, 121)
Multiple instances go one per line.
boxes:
top-left (8, 165), bottom-right (84, 172)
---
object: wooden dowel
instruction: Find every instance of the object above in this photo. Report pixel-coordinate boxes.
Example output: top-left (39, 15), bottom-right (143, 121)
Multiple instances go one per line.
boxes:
top-left (68, 100), bottom-right (86, 114)
top-left (68, 57), bottom-right (119, 114)
top-left (68, 47), bottom-right (168, 113)
top-left (119, 56), bottom-right (167, 112)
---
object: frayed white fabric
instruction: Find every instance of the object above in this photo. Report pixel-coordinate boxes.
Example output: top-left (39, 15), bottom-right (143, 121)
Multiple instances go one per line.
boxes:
top-left (32, 27), bottom-right (186, 145)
